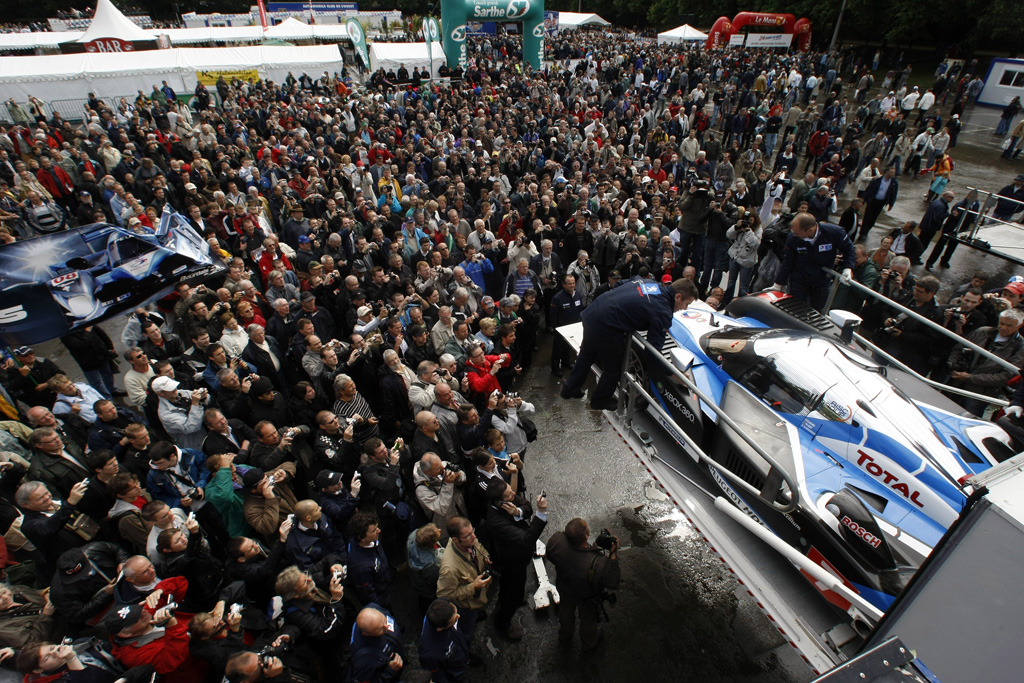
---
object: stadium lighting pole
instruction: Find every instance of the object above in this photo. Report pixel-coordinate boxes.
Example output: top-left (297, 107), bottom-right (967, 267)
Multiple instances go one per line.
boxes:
top-left (828, 0), bottom-right (848, 52)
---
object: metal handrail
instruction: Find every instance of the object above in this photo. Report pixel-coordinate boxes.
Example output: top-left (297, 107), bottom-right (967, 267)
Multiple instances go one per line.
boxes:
top-left (823, 267), bottom-right (1020, 374)
top-left (623, 332), bottom-right (801, 515)
top-left (960, 186), bottom-right (1024, 241)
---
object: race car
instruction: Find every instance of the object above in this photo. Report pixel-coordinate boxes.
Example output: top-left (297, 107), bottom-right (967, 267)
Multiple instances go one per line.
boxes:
top-left (0, 209), bottom-right (224, 346)
top-left (623, 292), bottom-right (1014, 613)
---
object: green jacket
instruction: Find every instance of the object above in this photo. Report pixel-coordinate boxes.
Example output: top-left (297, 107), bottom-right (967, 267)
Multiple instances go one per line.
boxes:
top-left (206, 467), bottom-right (252, 537)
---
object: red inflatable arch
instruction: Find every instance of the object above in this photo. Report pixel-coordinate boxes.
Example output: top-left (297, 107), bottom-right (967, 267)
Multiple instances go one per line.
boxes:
top-left (706, 12), bottom-right (812, 52)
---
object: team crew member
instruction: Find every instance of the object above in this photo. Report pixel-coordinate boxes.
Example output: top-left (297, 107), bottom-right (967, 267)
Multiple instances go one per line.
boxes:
top-left (771, 212), bottom-right (855, 311)
top-left (560, 279), bottom-right (699, 411)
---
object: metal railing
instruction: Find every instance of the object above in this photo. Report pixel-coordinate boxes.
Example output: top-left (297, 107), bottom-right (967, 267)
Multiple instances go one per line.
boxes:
top-left (822, 267), bottom-right (1016, 407)
top-left (823, 268), bottom-right (1020, 373)
top-left (956, 186), bottom-right (1024, 247)
top-left (619, 332), bottom-right (802, 515)
top-left (1, 95), bottom-right (126, 124)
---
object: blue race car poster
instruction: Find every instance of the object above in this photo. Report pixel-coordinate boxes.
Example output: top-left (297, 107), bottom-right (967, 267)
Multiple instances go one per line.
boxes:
top-left (0, 209), bottom-right (225, 346)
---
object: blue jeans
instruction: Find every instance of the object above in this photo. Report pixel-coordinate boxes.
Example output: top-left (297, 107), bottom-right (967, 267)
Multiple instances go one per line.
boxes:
top-left (722, 261), bottom-right (753, 304)
top-left (83, 365), bottom-right (116, 399)
top-left (700, 240), bottom-right (730, 290)
top-left (677, 232), bottom-right (705, 273)
top-left (890, 155), bottom-right (903, 175)
top-left (764, 133), bottom-right (778, 157)
top-left (996, 117), bottom-right (1013, 136)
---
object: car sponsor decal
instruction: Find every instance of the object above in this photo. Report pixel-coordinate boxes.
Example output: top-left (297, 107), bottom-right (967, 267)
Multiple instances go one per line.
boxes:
top-left (840, 515), bottom-right (882, 548)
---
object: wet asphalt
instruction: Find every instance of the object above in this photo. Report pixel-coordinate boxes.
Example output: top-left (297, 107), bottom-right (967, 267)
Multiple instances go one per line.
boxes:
top-left (20, 94), bottom-right (1024, 683)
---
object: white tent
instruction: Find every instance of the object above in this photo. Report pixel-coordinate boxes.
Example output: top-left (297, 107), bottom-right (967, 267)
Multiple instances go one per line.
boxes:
top-left (369, 42), bottom-right (444, 79)
top-left (0, 45), bottom-right (343, 102)
top-left (657, 24), bottom-right (709, 45)
top-left (0, 15), bottom-right (349, 51)
top-left (76, 0), bottom-right (153, 43)
top-left (556, 12), bottom-right (610, 29)
top-left (264, 17), bottom-right (349, 42)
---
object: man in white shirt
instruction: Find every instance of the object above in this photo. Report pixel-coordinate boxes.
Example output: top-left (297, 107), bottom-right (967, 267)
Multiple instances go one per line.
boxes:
top-left (122, 347), bottom-right (155, 411)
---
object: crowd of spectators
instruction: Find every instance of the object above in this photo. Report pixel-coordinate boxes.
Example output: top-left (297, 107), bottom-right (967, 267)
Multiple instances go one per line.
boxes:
top-left (0, 25), bottom-right (1023, 683)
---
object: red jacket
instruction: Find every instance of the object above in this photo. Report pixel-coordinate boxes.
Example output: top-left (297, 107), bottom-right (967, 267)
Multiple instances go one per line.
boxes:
top-left (36, 166), bottom-right (74, 199)
top-left (465, 354), bottom-right (507, 397)
top-left (808, 130), bottom-right (830, 158)
top-left (112, 619), bottom-right (206, 683)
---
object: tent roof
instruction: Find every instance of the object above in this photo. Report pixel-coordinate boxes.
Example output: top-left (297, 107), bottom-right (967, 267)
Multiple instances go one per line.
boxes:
top-left (77, 0), bottom-right (153, 43)
top-left (556, 12), bottom-right (610, 28)
top-left (0, 21), bottom-right (349, 51)
top-left (658, 24), bottom-right (708, 40)
top-left (0, 44), bottom-right (343, 83)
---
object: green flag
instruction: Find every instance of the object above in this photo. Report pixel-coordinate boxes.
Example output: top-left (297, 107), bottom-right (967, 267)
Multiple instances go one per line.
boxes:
top-left (426, 16), bottom-right (440, 64)
top-left (346, 19), bottom-right (369, 69)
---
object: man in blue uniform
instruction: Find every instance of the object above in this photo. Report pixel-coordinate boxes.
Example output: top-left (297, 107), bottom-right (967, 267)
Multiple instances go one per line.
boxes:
top-left (548, 274), bottom-right (584, 377)
top-left (348, 603), bottom-right (404, 682)
top-left (771, 212), bottom-right (855, 311)
top-left (419, 598), bottom-right (471, 682)
top-left (559, 278), bottom-right (699, 411)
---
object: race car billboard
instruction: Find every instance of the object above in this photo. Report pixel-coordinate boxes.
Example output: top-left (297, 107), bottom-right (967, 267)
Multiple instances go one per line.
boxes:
top-left (0, 209), bottom-right (225, 346)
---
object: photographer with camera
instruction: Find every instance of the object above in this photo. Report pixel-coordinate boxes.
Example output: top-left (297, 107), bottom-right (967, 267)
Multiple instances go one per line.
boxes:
top-left (107, 602), bottom-right (205, 683)
top-left (545, 518), bottom-right (620, 650)
top-left (880, 275), bottom-right (943, 376)
top-left (413, 452), bottom-right (467, 540)
top-left (676, 174), bottom-right (713, 273)
top-left (946, 309), bottom-right (1024, 416)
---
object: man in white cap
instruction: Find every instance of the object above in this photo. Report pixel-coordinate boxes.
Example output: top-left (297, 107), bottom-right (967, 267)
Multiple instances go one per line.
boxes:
top-left (152, 376), bottom-right (209, 450)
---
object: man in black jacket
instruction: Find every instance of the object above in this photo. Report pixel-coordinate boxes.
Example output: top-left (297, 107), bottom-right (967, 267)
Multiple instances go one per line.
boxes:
top-left (202, 409), bottom-right (257, 459)
top-left (241, 324), bottom-right (288, 390)
top-left (881, 275), bottom-right (943, 375)
top-left (48, 543), bottom-right (127, 629)
top-left (859, 166), bottom-right (899, 238)
top-left (60, 326), bottom-right (121, 399)
top-left (27, 427), bottom-right (89, 498)
top-left (225, 518), bottom-right (292, 610)
top-left (87, 400), bottom-right (145, 457)
top-left (545, 517), bottom-right (620, 650)
top-left (17, 480), bottom-right (89, 578)
top-left (485, 482), bottom-right (547, 642)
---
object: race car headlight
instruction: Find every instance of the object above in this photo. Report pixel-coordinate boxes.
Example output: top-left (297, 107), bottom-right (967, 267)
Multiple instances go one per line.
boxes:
top-left (66, 295), bottom-right (96, 318)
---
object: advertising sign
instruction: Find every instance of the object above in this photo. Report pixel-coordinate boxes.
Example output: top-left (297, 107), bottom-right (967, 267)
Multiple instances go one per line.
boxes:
top-left (745, 33), bottom-right (793, 48)
top-left (728, 33), bottom-right (745, 46)
top-left (0, 211), bottom-right (225, 346)
top-left (345, 18), bottom-right (369, 67)
top-left (196, 69), bottom-right (259, 85)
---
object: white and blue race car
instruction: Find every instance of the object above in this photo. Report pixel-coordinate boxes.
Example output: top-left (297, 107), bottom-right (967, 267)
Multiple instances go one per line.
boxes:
top-left (626, 291), bottom-right (1014, 612)
top-left (0, 209), bottom-right (224, 346)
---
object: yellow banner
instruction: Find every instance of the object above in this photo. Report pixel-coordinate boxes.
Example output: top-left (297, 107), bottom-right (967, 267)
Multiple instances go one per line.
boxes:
top-left (195, 69), bottom-right (259, 86)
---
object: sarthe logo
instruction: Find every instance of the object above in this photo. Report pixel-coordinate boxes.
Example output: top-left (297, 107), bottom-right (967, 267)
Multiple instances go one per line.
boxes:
top-left (506, 0), bottom-right (530, 19)
top-left (450, 25), bottom-right (466, 41)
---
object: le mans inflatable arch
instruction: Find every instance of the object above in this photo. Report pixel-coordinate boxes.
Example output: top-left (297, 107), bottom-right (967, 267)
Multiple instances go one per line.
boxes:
top-left (706, 12), bottom-right (812, 51)
top-left (441, 0), bottom-right (545, 72)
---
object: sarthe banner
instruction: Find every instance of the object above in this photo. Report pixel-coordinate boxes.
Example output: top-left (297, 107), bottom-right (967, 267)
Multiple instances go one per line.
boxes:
top-left (346, 18), bottom-right (370, 68)
top-left (0, 209), bottom-right (225, 346)
top-left (425, 16), bottom-right (441, 65)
